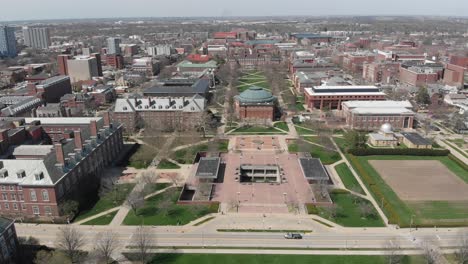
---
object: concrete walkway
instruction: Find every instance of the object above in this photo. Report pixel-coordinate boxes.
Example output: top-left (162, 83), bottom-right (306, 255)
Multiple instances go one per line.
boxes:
top-left (330, 138), bottom-right (390, 226)
top-left (436, 137), bottom-right (468, 164)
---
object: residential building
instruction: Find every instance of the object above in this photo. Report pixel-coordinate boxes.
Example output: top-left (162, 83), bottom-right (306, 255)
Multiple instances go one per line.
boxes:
top-left (342, 100), bottom-right (415, 130)
top-left (107, 37), bottom-right (121, 55)
top-left (22, 27), bottom-right (50, 49)
top-left (0, 26), bottom-right (17, 58)
top-left (28, 76), bottom-right (72, 103)
top-left (0, 96), bottom-right (43, 117)
top-left (362, 62), bottom-right (400, 84)
top-left (147, 45), bottom-right (172, 56)
top-left (106, 54), bottom-right (124, 70)
top-left (0, 115), bottom-right (124, 220)
top-left (0, 217), bottom-right (18, 263)
top-left (113, 95), bottom-right (206, 132)
top-left (57, 54), bottom-right (72, 75)
top-left (131, 57), bottom-right (160, 77)
top-left (304, 86), bottom-right (386, 110)
top-left (67, 56), bottom-right (99, 83)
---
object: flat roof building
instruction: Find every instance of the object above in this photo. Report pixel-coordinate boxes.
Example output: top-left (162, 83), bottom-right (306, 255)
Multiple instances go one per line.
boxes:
top-left (304, 85), bottom-right (386, 110)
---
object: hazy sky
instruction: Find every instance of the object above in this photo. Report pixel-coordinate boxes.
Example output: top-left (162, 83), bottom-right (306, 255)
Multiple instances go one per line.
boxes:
top-left (0, 0), bottom-right (467, 21)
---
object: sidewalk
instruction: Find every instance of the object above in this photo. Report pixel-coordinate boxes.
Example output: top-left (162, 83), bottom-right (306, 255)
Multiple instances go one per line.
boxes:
top-left (330, 138), bottom-right (390, 226)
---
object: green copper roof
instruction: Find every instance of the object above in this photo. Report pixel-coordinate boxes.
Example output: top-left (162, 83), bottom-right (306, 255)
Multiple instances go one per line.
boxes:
top-left (236, 86), bottom-right (276, 104)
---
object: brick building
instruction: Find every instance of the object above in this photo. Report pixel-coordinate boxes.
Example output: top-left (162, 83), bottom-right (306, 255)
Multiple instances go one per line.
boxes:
top-left (113, 95), bottom-right (206, 132)
top-left (362, 62), bottom-right (400, 84)
top-left (342, 100), bottom-right (415, 130)
top-left (57, 54), bottom-right (72, 75)
top-left (234, 86), bottom-right (277, 121)
top-left (26, 76), bottom-right (72, 104)
top-left (0, 114), bottom-right (123, 220)
top-left (304, 86), bottom-right (386, 110)
top-left (106, 54), bottom-right (124, 70)
top-left (399, 63), bottom-right (443, 86)
top-left (341, 52), bottom-right (375, 74)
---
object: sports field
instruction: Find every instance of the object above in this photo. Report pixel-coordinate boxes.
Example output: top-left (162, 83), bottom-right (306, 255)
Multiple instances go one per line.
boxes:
top-left (349, 155), bottom-right (468, 227)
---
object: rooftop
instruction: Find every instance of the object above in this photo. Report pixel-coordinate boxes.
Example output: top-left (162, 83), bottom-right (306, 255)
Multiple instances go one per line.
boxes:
top-left (401, 132), bottom-right (431, 146)
top-left (235, 86), bottom-right (276, 105)
top-left (299, 158), bottom-right (329, 181)
top-left (195, 157), bottom-right (220, 179)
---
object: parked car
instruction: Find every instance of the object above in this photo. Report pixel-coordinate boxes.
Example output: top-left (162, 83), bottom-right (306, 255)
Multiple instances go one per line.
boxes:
top-left (284, 233), bottom-right (302, 239)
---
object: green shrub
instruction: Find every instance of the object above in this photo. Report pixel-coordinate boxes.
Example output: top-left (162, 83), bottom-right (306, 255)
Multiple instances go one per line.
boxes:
top-left (306, 203), bottom-right (319, 214)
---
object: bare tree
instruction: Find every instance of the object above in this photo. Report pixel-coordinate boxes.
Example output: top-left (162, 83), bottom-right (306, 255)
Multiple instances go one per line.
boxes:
top-left (228, 198), bottom-right (240, 212)
top-left (133, 226), bottom-right (153, 264)
top-left (358, 202), bottom-right (375, 219)
top-left (384, 238), bottom-right (403, 264)
top-left (158, 198), bottom-right (173, 217)
top-left (95, 231), bottom-right (119, 264)
top-left (167, 173), bottom-right (182, 187)
top-left (455, 231), bottom-right (468, 264)
top-left (421, 242), bottom-right (441, 264)
top-left (56, 226), bottom-right (86, 263)
top-left (127, 190), bottom-right (145, 215)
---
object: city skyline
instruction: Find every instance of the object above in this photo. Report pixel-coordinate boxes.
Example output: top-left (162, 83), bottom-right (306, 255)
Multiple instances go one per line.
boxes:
top-left (0, 0), bottom-right (467, 22)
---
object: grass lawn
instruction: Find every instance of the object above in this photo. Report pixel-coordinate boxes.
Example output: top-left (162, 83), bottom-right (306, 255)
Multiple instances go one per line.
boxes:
top-left (142, 183), bottom-right (171, 195)
top-left (237, 71), bottom-right (269, 92)
top-left (335, 163), bottom-right (364, 194)
top-left (128, 144), bottom-right (157, 169)
top-left (157, 159), bottom-right (181, 169)
top-left (295, 101), bottom-right (306, 111)
top-left (143, 254), bottom-right (424, 264)
top-left (172, 139), bottom-right (229, 164)
top-left (231, 126), bottom-right (285, 134)
top-left (74, 183), bottom-right (136, 222)
top-left (273, 122), bottom-right (289, 132)
top-left (123, 188), bottom-right (219, 225)
top-left (288, 140), bottom-right (341, 165)
top-left (294, 125), bottom-right (315, 135)
top-left (81, 210), bottom-right (118, 225)
top-left (318, 191), bottom-right (385, 227)
top-left (349, 155), bottom-right (468, 227)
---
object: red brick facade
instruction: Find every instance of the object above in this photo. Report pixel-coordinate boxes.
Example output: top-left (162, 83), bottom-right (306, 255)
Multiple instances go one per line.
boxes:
top-left (235, 103), bottom-right (274, 121)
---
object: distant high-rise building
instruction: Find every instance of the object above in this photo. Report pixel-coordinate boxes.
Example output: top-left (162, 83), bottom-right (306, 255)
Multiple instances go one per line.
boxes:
top-left (91, 53), bottom-right (103, 76)
top-left (106, 54), bottom-right (124, 69)
top-left (57, 54), bottom-right (72, 75)
top-left (107, 37), bottom-right (121, 55)
top-left (0, 25), bottom-right (17, 58)
top-left (82, 47), bottom-right (93, 56)
top-left (147, 45), bottom-right (172, 56)
top-left (22, 26), bottom-right (51, 49)
top-left (67, 56), bottom-right (99, 83)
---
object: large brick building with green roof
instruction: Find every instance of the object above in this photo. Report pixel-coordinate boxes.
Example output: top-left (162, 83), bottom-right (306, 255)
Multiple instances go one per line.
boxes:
top-left (234, 86), bottom-right (277, 121)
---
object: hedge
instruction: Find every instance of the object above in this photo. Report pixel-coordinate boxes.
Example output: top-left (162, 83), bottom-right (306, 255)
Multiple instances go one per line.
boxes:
top-left (348, 148), bottom-right (450, 156)
top-left (348, 155), bottom-right (404, 226)
top-left (306, 203), bottom-right (319, 214)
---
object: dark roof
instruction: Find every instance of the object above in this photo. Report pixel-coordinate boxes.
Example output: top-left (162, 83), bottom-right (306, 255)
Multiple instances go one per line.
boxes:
top-left (291, 33), bottom-right (332, 39)
top-left (299, 158), bottom-right (329, 181)
top-left (401, 132), bottom-right (431, 146)
top-left (0, 217), bottom-right (14, 234)
top-left (143, 78), bottom-right (210, 96)
top-left (195, 157), bottom-right (220, 179)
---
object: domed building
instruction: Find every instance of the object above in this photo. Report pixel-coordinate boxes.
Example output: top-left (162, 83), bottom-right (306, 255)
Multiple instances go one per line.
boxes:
top-left (234, 86), bottom-right (277, 121)
top-left (368, 123), bottom-right (398, 147)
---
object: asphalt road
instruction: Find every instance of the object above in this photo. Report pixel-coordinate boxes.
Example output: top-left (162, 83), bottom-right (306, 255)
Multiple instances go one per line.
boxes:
top-left (15, 223), bottom-right (467, 252)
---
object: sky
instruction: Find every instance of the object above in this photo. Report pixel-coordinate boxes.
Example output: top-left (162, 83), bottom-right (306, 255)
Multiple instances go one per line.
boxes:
top-left (0, 0), bottom-right (467, 21)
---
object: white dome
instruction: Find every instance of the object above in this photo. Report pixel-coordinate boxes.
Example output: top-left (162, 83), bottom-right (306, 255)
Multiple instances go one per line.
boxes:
top-left (380, 123), bottom-right (393, 133)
